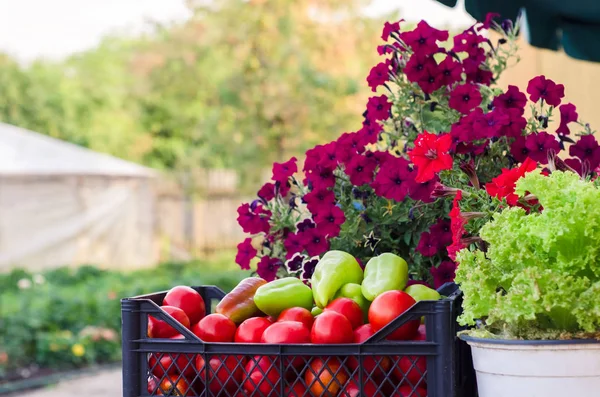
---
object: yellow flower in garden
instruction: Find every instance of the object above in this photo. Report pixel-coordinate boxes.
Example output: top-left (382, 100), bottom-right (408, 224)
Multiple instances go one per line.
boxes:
top-left (71, 344), bottom-right (85, 357)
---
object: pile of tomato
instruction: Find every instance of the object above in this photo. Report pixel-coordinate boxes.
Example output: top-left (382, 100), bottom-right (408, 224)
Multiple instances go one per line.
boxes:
top-left (146, 285), bottom-right (428, 396)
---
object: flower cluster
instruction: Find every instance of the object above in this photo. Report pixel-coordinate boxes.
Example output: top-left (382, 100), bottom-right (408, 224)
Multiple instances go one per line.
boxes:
top-left (235, 16), bottom-right (600, 285)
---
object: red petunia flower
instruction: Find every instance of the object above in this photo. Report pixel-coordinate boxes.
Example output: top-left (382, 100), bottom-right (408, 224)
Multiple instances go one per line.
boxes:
top-left (449, 84), bottom-right (482, 114)
top-left (492, 85), bottom-right (527, 113)
top-left (303, 187), bottom-right (336, 214)
top-left (556, 103), bottom-right (578, 136)
top-left (366, 95), bottom-right (392, 121)
top-left (371, 156), bottom-right (414, 202)
top-left (300, 227), bottom-right (330, 257)
top-left (401, 20), bottom-right (449, 55)
top-left (447, 190), bottom-right (466, 260)
top-left (431, 261), bottom-right (458, 289)
top-left (314, 205), bottom-right (345, 238)
top-left (417, 232), bottom-right (439, 257)
top-left (272, 156), bottom-right (297, 184)
top-left (570, 134), bottom-right (600, 170)
top-left (256, 256), bottom-right (281, 282)
top-left (346, 154), bottom-right (378, 186)
top-left (237, 203), bottom-right (272, 234)
top-left (409, 132), bottom-right (453, 183)
top-left (485, 158), bottom-right (537, 206)
top-left (381, 20), bottom-right (403, 41)
top-left (235, 238), bottom-right (256, 270)
top-left (257, 182), bottom-right (275, 201)
top-left (525, 131), bottom-right (561, 164)
top-left (526, 75), bottom-right (565, 107)
top-left (367, 60), bottom-right (391, 92)
top-left (283, 232), bottom-right (304, 259)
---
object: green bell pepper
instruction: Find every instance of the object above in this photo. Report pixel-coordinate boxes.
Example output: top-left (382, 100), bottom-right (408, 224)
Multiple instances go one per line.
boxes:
top-left (253, 277), bottom-right (314, 317)
top-left (311, 306), bottom-right (323, 317)
top-left (361, 253), bottom-right (408, 301)
top-left (334, 283), bottom-right (371, 322)
top-left (311, 250), bottom-right (363, 308)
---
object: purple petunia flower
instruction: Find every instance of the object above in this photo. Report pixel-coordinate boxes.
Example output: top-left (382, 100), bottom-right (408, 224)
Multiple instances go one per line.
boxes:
top-left (404, 52), bottom-right (436, 84)
top-left (371, 157), bottom-right (414, 202)
top-left (526, 75), bottom-right (565, 107)
top-left (569, 135), bottom-right (600, 170)
top-left (492, 85), bottom-right (527, 113)
top-left (449, 84), bottom-right (482, 114)
top-left (235, 238), bottom-right (256, 270)
top-left (381, 20), bottom-right (402, 41)
top-left (367, 61), bottom-right (391, 92)
top-left (417, 64), bottom-right (444, 94)
top-left (430, 219), bottom-right (452, 247)
top-left (314, 205), bottom-right (345, 238)
top-left (499, 108), bottom-right (527, 138)
top-left (525, 132), bottom-right (561, 164)
top-left (301, 257), bottom-right (320, 282)
top-left (438, 56), bottom-right (463, 86)
top-left (257, 182), bottom-right (275, 201)
top-left (357, 117), bottom-right (384, 145)
top-left (283, 232), bottom-right (304, 259)
top-left (285, 252), bottom-right (306, 274)
top-left (336, 132), bottom-right (366, 164)
top-left (296, 218), bottom-right (316, 233)
top-left (300, 228), bottom-right (330, 257)
top-left (408, 175), bottom-right (438, 203)
top-left (510, 135), bottom-right (530, 163)
top-left (417, 232), bottom-right (439, 257)
top-left (257, 256), bottom-right (281, 282)
top-left (303, 187), bottom-right (335, 214)
top-left (430, 261), bottom-right (457, 289)
top-left (237, 203), bottom-right (272, 234)
top-left (346, 154), bottom-right (378, 187)
top-left (556, 103), bottom-right (578, 136)
top-left (401, 20), bottom-right (449, 55)
top-left (272, 156), bottom-right (298, 185)
top-left (366, 95), bottom-right (392, 121)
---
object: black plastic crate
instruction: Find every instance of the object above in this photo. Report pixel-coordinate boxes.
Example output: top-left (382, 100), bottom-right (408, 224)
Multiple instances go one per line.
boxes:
top-left (121, 283), bottom-right (475, 397)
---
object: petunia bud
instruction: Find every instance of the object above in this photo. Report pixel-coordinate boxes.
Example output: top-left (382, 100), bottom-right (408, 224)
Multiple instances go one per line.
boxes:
top-left (431, 183), bottom-right (460, 198)
top-left (501, 19), bottom-right (513, 34)
top-left (460, 212), bottom-right (486, 221)
top-left (459, 160), bottom-right (480, 190)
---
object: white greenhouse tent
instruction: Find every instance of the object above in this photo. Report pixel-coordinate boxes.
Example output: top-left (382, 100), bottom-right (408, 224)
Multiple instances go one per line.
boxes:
top-left (0, 123), bottom-right (158, 272)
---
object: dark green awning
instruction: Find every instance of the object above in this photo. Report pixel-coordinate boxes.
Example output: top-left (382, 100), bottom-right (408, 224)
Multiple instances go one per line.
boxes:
top-left (436, 0), bottom-right (600, 62)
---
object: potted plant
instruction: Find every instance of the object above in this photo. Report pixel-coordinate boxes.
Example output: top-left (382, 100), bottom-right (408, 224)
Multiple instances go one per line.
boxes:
top-left (456, 170), bottom-right (600, 396)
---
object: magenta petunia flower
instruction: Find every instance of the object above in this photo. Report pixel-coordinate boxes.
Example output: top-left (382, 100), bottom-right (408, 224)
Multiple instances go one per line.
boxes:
top-left (381, 20), bottom-right (402, 41)
top-left (285, 252), bottom-right (305, 274)
top-left (430, 261), bottom-right (457, 289)
top-left (346, 154), bottom-right (378, 186)
top-left (492, 85), bottom-right (527, 113)
top-left (453, 30), bottom-right (487, 57)
top-left (417, 232), bottom-right (439, 257)
top-left (357, 117), bottom-right (384, 146)
top-left (401, 20), bottom-right (449, 54)
top-left (417, 64), bottom-right (444, 94)
top-left (237, 203), bottom-right (272, 234)
top-left (235, 238), bottom-right (256, 270)
top-left (371, 157), bottom-right (414, 202)
top-left (438, 56), bottom-right (463, 86)
top-left (366, 95), bottom-right (392, 121)
top-left (303, 187), bottom-right (336, 214)
top-left (404, 52), bottom-right (436, 84)
top-left (272, 156), bottom-right (297, 184)
top-left (479, 12), bottom-right (500, 30)
top-left (556, 103), bottom-right (578, 135)
top-left (307, 166), bottom-right (336, 189)
top-left (336, 132), bottom-right (366, 164)
top-left (256, 256), bottom-right (281, 282)
top-left (367, 61), bottom-right (391, 92)
top-left (408, 175), bottom-right (438, 203)
top-left (526, 75), bottom-right (565, 106)
top-left (283, 232), bottom-right (304, 259)
top-left (499, 108), bottom-right (527, 138)
top-left (300, 228), bottom-right (330, 257)
top-left (570, 135), bottom-right (600, 170)
top-left (257, 182), bottom-right (275, 201)
top-left (466, 67), bottom-right (493, 86)
top-left (525, 132), bottom-right (561, 164)
top-left (316, 142), bottom-right (339, 170)
top-left (510, 135), bottom-right (530, 163)
top-left (473, 109), bottom-right (510, 139)
top-left (296, 218), bottom-right (316, 232)
top-left (449, 84), bottom-right (482, 114)
top-left (303, 145), bottom-right (323, 173)
top-left (430, 219), bottom-right (452, 247)
top-left (301, 257), bottom-right (320, 282)
top-left (314, 205), bottom-right (345, 238)
top-left (564, 158), bottom-right (585, 176)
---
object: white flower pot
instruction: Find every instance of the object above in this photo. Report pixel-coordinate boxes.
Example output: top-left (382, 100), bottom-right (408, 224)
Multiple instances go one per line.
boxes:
top-left (462, 336), bottom-right (600, 397)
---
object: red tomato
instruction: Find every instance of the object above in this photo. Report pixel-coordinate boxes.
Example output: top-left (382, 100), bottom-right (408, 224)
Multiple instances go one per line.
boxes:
top-left (235, 317), bottom-right (272, 343)
top-left (152, 374), bottom-right (192, 396)
top-left (191, 313), bottom-right (236, 342)
top-left (368, 290), bottom-right (419, 340)
top-left (163, 286), bottom-right (206, 325)
top-left (347, 324), bottom-right (391, 379)
top-left (325, 298), bottom-right (364, 329)
top-left (340, 378), bottom-right (384, 397)
top-left (277, 307), bottom-right (314, 329)
top-left (243, 356), bottom-right (281, 394)
top-left (305, 357), bottom-right (349, 396)
top-left (148, 352), bottom-right (195, 378)
top-left (285, 383), bottom-right (307, 396)
top-left (195, 355), bottom-right (244, 395)
top-left (392, 324), bottom-right (427, 386)
top-left (415, 324), bottom-right (427, 341)
top-left (148, 306), bottom-right (190, 338)
top-left (311, 311), bottom-right (353, 344)
top-left (147, 376), bottom-right (159, 394)
top-left (392, 385), bottom-right (428, 397)
top-left (261, 321), bottom-right (311, 344)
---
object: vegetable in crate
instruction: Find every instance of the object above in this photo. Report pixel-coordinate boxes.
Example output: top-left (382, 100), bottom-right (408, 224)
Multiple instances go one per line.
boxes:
top-left (234, 317), bottom-right (272, 343)
top-left (191, 313), bottom-right (236, 342)
top-left (334, 283), bottom-right (371, 322)
top-left (305, 357), bottom-right (349, 396)
top-left (148, 306), bottom-right (190, 338)
top-left (311, 250), bottom-right (363, 308)
top-left (405, 284), bottom-right (441, 302)
top-left (277, 307), bottom-right (314, 329)
top-left (163, 285), bottom-right (205, 325)
top-left (369, 290), bottom-right (419, 340)
top-left (324, 298), bottom-right (364, 329)
top-left (253, 277), bottom-right (313, 317)
top-left (215, 277), bottom-right (267, 323)
top-left (361, 253), bottom-right (408, 301)
top-left (311, 310), bottom-right (354, 344)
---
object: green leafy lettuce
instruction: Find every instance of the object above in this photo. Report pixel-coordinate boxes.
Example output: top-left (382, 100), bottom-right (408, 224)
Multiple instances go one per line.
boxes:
top-left (456, 171), bottom-right (600, 339)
